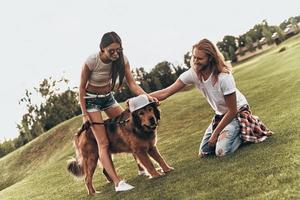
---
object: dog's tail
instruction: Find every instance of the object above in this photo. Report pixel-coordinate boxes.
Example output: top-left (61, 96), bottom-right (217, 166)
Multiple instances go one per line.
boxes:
top-left (67, 130), bottom-right (85, 178)
top-left (67, 158), bottom-right (83, 177)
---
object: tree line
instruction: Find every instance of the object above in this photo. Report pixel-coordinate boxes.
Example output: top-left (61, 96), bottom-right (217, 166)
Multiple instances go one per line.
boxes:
top-left (1, 15), bottom-right (299, 158)
top-left (216, 16), bottom-right (300, 62)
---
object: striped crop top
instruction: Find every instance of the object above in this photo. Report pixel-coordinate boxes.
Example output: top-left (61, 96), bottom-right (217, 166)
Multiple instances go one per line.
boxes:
top-left (85, 53), bottom-right (128, 87)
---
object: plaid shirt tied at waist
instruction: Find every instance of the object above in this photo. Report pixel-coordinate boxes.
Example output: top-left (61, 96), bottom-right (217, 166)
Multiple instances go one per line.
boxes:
top-left (212, 105), bottom-right (273, 143)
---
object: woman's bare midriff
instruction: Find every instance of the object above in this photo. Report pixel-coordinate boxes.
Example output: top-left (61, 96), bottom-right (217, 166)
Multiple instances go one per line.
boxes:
top-left (86, 84), bottom-right (111, 94)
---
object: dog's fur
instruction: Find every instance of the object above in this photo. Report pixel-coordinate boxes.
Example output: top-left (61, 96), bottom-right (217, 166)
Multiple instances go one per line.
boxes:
top-left (67, 103), bottom-right (173, 194)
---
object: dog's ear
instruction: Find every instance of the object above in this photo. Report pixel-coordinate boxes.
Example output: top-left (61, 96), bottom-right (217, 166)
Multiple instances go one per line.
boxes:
top-left (132, 111), bottom-right (142, 128)
top-left (125, 100), bottom-right (130, 109)
top-left (152, 104), bottom-right (160, 120)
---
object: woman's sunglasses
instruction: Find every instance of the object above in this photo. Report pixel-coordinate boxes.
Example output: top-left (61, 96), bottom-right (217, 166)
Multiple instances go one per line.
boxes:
top-left (107, 48), bottom-right (123, 55)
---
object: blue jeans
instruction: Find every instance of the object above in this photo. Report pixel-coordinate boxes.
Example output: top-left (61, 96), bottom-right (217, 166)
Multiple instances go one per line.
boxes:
top-left (199, 117), bottom-right (242, 157)
top-left (85, 92), bottom-right (119, 112)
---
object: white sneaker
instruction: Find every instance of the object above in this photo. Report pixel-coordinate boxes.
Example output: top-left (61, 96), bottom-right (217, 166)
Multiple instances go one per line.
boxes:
top-left (115, 180), bottom-right (134, 192)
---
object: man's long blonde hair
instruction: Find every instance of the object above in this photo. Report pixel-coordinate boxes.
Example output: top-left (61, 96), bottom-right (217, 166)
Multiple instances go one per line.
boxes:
top-left (192, 39), bottom-right (231, 85)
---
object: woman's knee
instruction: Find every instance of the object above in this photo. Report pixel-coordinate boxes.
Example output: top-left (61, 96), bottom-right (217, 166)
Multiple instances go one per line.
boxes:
top-left (98, 140), bottom-right (109, 151)
top-left (98, 143), bottom-right (110, 161)
top-left (94, 135), bottom-right (110, 155)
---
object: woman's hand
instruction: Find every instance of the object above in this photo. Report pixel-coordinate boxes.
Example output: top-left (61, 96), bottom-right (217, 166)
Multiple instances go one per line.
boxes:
top-left (82, 113), bottom-right (91, 123)
top-left (208, 133), bottom-right (219, 147)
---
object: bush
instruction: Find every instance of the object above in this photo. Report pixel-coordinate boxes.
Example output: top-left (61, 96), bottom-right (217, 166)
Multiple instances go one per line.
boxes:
top-left (278, 46), bottom-right (287, 53)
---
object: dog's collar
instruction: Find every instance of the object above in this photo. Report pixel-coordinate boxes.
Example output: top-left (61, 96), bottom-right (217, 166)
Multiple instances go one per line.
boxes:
top-left (91, 118), bottom-right (130, 126)
top-left (104, 118), bottom-right (130, 125)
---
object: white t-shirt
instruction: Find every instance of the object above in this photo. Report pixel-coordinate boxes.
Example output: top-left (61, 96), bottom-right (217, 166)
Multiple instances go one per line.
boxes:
top-left (179, 68), bottom-right (248, 115)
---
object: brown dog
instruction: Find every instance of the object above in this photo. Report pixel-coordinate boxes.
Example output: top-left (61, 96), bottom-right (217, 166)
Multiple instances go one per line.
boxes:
top-left (67, 101), bottom-right (173, 194)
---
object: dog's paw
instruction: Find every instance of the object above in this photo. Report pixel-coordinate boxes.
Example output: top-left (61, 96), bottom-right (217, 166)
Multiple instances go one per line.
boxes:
top-left (138, 170), bottom-right (149, 176)
top-left (149, 171), bottom-right (164, 179)
top-left (162, 166), bottom-right (174, 173)
top-left (88, 191), bottom-right (96, 196)
top-left (88, 190), bottom-right (101, 196)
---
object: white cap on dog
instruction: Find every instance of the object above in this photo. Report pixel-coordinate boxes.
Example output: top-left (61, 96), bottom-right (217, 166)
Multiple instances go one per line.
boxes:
top-left (128, 94), bottom-right (155, 112)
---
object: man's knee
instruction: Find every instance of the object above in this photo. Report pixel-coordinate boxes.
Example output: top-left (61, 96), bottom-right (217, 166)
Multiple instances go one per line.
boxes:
top-left (215, 130), bottom-right (230, 156)
top-left (215, 147), bottom-right (230, 157)
top-left (199, 143), bottom-right (214, 156)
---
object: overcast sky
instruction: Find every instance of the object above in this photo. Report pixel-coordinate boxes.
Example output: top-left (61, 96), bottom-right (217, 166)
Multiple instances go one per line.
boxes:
top-left (0, 0), bottom-right (299, 141)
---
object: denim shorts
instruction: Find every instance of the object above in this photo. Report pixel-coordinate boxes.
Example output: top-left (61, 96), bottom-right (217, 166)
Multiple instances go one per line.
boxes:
top-left (85, 91), bottom-right (119, 112)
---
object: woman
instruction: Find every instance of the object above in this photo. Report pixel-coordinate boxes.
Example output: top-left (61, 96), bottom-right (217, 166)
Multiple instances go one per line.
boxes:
top-left (79, 31), bottom-right (154, 192)
top-left (151, 39), bottom-right (272, 157)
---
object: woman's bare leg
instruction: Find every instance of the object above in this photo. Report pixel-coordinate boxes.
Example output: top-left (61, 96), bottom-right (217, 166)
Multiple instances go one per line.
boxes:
top-left (88, 111), bottom-right (120, 186)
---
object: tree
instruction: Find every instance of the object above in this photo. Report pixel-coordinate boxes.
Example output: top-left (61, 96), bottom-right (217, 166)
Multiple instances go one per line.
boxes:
top-left (17, 76), bottom-right (80, 145)
top-left (245, 35), bottom-right (254, 52)
top-left (152, 77), bottom-right (163, 90)
top-left (39, 90), bottom-right (81, 130)
top-left (150, 61), bottom-right (177, 89)
top-left (184, 52), bottom-right (191, 68)
top-left (279, 20), bottom-right (289, 30)
top-left (217, 35), bottom-right (237, 62)
top-left (0, 139), bottom-right (15, 158)
top-left (257, 40), bottom-right (262, 49)
top-left (228, 46), bottom-right (236, 62)
top-left (140, 80), bottom-right (151, 93)
top-left (220, 51), bottom-right (229, 61)
top-left (223, 35), bottom-right (238, 51)
top-left (262, 27), bottom-right (273, 44)
top-left (173, 64), bottom-right (188, 77)
top-left (252, 24), bottom-right (264, 41)
top-left (114, 84), bottom-right (134, 102)
top-left (289, 17), bottom-right (300, 33)
top-left (275, 26), bottom-right (285, 42)
top-left (261, 20), bottom-right (273, 44)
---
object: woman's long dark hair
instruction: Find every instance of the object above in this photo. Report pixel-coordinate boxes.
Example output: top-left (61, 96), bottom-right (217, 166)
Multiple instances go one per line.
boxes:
top-left (100, 31), bottom-right (125, 90)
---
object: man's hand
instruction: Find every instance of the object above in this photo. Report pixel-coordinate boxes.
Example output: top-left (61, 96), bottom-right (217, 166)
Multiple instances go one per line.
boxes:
top-left (208, 133), bottom-right (219, 147)
top-left (146, 94), bottom-right (159, 105)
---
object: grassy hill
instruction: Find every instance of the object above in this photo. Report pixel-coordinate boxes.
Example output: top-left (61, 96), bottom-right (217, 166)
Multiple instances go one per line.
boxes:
top-left (1, 35), bottom-right (300, 200)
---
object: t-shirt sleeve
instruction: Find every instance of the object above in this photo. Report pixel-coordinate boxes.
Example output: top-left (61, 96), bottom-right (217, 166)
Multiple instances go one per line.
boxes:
top-left (178, 69), bottom-right (194, 85)
top-left (220, 73), bottom-right (236, 95)
top-left (85, 55), bottom-right (96, 70)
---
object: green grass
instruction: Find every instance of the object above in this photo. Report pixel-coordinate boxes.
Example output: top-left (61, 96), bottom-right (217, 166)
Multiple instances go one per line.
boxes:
top-left (1, 34), bottom-right (300, 200)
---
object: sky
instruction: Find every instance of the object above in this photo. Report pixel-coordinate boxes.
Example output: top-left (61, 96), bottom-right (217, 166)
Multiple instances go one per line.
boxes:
top-left (0, 0), bottom-right (299, 141)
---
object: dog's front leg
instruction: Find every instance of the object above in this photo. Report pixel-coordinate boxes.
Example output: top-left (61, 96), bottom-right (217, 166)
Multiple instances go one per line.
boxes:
top-left (132, 154), bottom-right (146, 172)
top-left (148, 146), bottom-right (174, 173)
top-left (133, 151), bottom-right (162, 178)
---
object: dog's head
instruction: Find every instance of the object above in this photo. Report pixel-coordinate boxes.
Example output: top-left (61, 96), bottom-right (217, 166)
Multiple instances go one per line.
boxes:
top-left (130, 102), bottom-right (160, 138)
